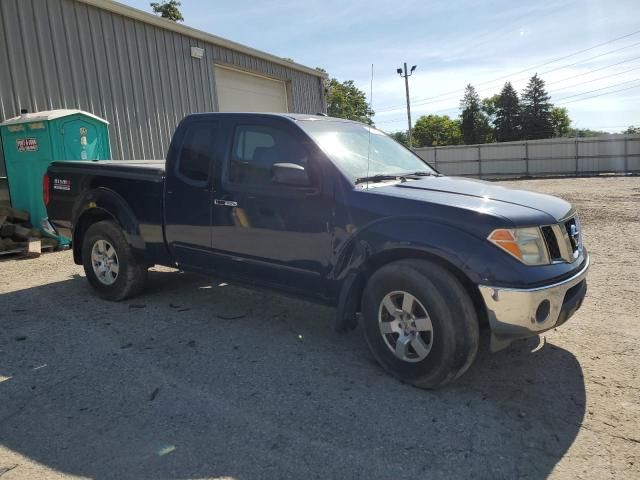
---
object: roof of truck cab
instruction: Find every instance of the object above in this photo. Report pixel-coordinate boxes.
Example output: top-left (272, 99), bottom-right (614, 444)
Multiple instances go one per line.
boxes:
top-left (283, 114), bottom-right (361, 123)
top-left (186, 112), bottom-right (362, 124)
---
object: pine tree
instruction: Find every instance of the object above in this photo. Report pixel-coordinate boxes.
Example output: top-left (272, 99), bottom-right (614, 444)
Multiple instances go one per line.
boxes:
top-left (521, 74), bottom-right (553, 139)
top-left (495, 82), bottom-right (521, 142)
top-left (460, 84), bottom-right (492, 144)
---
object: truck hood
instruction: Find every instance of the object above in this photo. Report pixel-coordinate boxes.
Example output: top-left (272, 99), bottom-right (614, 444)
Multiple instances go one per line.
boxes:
top-left (369, 176), bottom-right (573, 224)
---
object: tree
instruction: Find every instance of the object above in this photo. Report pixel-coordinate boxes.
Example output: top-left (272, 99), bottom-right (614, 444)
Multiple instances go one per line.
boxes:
top-left (460, 84), bottom-right (492, 144)
top-left (568, 128), bottom-right (609, 137)
top-left (494, 82), bottom-right (521, 142)
top-left (624, 125), bottom-right (640, 134)
top-left (325, 78), bottom-right (374, 125)
top-left (481, 94), bottom-right (500, 125)
top-left (389, 130), bottom-right (410, 147)
top-left (413, 115), bottom-right (462, 147)
top-left (150, 1), bottom-right (184, 21)
top-left (521, 74), bottom-right (553, 139)
top-left (550, 107), bottom-right (571, 137)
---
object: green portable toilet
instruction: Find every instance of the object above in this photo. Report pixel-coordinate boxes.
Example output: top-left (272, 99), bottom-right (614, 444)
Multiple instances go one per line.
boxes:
top-left (0, 109), bottom-right (111, 244)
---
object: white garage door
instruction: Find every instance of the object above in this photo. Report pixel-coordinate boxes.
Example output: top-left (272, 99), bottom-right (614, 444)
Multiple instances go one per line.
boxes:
top-left (214, 65), bottom-right (288, 113)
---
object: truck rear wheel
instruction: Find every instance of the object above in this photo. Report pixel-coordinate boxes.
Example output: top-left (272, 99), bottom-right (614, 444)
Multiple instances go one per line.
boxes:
top-left (81, 220), bottom-right (147, 301)
top-left (361, 259), bottom-right (479, 389)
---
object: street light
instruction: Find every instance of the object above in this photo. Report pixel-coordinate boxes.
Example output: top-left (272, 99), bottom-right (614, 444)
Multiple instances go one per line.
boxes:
top-left (397, 63), bottom-right (417, 147)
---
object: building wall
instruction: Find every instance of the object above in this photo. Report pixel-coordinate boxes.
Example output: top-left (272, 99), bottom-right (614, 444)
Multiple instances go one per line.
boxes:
top-left (0, 0), bottom-right (325, 167)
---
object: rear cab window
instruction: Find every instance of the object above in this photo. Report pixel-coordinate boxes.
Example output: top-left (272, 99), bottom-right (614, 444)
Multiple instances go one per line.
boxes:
top-left (176, 122), bottom-right (217, 184)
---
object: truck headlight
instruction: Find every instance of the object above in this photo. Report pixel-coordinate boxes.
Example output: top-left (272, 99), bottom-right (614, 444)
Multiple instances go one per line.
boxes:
top-left (488, 228), bottom-right (550, 265)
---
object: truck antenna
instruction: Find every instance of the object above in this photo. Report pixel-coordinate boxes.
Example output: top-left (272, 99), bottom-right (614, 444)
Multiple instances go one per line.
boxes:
top-left (365, 63), bottom-right (374, 189)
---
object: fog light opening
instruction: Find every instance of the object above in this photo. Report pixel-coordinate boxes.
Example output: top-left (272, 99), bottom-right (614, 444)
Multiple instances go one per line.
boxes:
top-left (535, 300), bottom-right (551, 324)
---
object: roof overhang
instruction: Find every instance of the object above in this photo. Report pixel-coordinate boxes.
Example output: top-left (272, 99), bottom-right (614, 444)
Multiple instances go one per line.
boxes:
top-left (76, 0), bottom-right (327, 79)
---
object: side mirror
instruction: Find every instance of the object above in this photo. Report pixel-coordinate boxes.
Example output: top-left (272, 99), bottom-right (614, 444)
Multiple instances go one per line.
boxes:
top-left (271, 163), bottom-right (310, 187)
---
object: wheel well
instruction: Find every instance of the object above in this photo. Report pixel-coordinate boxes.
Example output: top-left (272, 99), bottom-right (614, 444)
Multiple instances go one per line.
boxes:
top-left (348, 249), bottom-right (488, 329)
top-left (72, 209), bottom-right (115, 265)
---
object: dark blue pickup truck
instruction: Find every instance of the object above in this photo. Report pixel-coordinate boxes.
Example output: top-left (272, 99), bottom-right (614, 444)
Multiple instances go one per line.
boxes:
top-left (45, 113), bottom-right (589, 388)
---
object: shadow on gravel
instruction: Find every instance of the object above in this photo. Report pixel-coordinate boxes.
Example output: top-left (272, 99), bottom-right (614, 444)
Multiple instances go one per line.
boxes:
top-left (0, 270), bottom-right (586, 479)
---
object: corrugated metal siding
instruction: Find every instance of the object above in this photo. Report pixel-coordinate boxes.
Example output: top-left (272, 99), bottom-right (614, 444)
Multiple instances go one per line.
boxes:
top-left (413, 135), bottom-right (640, 178)
top-left (0, 0), bottom-right (325, 165)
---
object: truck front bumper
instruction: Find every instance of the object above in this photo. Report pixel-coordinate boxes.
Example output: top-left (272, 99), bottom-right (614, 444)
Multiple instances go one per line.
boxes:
top-left (478, 256), bottom-right (589, 351)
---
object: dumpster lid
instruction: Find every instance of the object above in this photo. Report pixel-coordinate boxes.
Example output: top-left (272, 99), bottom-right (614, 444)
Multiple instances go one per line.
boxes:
top-left (0, 109), bottom-right (109, 126)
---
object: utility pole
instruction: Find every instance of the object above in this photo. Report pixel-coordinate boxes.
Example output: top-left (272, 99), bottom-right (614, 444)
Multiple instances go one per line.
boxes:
top-left (397, 63), bottom-right (416, 147)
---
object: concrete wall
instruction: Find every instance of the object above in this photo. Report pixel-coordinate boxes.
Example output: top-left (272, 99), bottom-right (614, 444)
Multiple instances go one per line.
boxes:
top-left (414, 135), bottom-right (640, 178)
top-left (0, 0), bottom-right (325, 164)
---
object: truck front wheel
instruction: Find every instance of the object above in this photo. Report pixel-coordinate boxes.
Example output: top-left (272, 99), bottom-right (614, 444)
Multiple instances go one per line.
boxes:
top-left (81, 220), bottom-right (147, 301)
top-left (362, 259), bottom-right (479, 389)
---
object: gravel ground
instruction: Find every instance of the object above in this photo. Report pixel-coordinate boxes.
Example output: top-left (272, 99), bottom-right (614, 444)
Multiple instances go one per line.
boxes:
top-left (0, 176), bottom-right (638, 479)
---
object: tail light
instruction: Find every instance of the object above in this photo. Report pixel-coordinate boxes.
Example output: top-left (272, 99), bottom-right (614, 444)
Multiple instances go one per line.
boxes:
top-left (43, 174), bottom-right (50, 205)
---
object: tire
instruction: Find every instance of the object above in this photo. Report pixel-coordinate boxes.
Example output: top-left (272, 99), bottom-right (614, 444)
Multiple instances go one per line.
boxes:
top-left (81, 220), bottom-right (147, 301)
top-left (361, 259), bottom-right (479, 389)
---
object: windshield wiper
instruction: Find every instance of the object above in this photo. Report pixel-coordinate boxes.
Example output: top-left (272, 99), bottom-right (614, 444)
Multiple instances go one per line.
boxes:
top-left (355, 171), bottom-right (437, 185)
top-left (355, 174), bottom-right (406, 185)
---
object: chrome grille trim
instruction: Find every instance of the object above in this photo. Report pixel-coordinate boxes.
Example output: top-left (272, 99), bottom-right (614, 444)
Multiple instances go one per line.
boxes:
top-left (541, 215), bottom-right (582, 264)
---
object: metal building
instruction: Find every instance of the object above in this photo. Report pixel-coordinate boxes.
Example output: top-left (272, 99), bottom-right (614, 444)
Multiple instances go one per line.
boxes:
top-left (0, 0), bottom-right (327, 201)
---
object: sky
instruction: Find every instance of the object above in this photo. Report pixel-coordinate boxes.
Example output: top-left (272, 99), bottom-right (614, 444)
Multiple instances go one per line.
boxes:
top-left (121, 0), bottom-right (640, 133)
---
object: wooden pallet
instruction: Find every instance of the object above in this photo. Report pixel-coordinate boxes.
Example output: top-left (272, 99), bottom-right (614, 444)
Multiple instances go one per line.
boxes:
top-left (0, 247), bottom-right (25, 257)
top-left (0, 239), bottom-right (58, 258)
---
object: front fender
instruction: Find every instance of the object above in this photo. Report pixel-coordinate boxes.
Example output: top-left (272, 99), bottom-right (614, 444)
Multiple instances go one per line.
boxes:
top-left (72, 187), bottom-right (148, 263)
top-left (329, 216), bottom-right (489, 332)
top-left (333, 216), bottom-right (487, 283)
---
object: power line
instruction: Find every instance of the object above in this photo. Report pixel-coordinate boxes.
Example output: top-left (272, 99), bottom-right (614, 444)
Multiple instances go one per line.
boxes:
top-left (547, 56), bottom-right (640, 86)
top-left (375, 29), bottom-right (640, 111)
top-left (377, 43), bottom-right (640, 113)
top-left (375, 55), bottom-right (640, 117)
top-left (474, 31), bottom-right (640, 88)
top-left (537, 40), bottom-right (640, 76)
top-left (375, 78), bottom-right (640, 128)
top-left (556, 82), bottom-right (640, 105)
top-left (552, 66), bottom-right (640, 93)
top-left (376, 73), bottom-right (640, 128)
top-left (554, 77), bottom-right (640, 102)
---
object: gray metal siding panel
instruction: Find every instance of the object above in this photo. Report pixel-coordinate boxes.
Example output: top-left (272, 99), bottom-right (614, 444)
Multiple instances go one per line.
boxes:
top-left (0, 0), bottom-right (324, 161)
top-left (628, 138), bottom-right (640, 171)
top-left (1, 0), bottom-right (29, 114)
top-left (0, 2), bottom-right (15, 159)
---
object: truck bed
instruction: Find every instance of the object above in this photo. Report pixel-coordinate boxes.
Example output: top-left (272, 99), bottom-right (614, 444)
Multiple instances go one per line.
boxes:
top-left (47, 160), bottom-right (168, 264)
top-left (50, 160), bottom-right (166, 179)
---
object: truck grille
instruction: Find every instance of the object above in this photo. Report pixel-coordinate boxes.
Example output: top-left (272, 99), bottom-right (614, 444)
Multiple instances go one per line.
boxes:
top-left (541, 215), bottom-right (582, 263)
top-left (541, 226), bottom-right (561, 260)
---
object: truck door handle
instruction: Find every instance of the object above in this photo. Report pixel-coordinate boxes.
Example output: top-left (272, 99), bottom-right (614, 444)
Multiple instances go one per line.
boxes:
top-left (214, 199), bottom-right (238, 207)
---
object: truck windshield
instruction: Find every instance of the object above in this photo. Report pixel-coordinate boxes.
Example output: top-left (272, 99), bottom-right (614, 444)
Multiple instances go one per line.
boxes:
top-left (298, 120), bottom-right (435, 182)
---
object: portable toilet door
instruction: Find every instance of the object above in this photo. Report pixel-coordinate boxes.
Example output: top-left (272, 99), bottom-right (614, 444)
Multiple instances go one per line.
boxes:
top-left (56, 114), bottom-right (111, 161)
